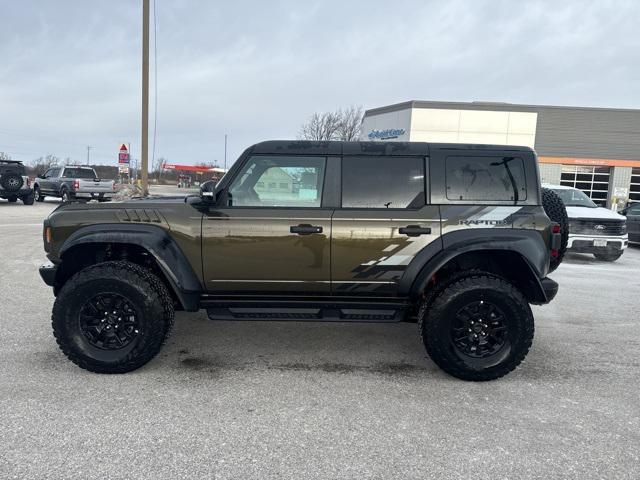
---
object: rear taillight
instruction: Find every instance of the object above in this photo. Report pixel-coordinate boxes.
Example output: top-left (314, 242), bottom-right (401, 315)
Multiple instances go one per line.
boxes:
top-left (26, 177), bottom-right (31, 187)
top-left (550, 222), bottom-right (561, 258)
top-left (73, 179), bottom-right (80, 190)
top-left (552, 224), bottom-right (561, 234)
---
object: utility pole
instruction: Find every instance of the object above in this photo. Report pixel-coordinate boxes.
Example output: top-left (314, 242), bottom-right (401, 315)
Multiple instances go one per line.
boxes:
top-left (141, 0), bottom-right (150, 196)
top-left (86, 145), bottom-right (92, 165)
top-left (224, 134), bottom-right (228, 170)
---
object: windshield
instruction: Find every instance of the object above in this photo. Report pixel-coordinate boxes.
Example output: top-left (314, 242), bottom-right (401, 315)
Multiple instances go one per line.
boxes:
top-left (63, 168), bottom-right (97, 179)
top-left (552, 188), bottom-right (597, 208)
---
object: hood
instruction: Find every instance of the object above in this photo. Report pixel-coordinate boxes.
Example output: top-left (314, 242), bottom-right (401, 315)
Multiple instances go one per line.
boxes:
top-left (565, 205), bottom-right (626, 221)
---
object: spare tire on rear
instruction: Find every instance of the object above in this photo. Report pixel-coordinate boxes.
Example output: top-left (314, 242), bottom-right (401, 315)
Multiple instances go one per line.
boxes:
top-left (541, 187), bottom-right (569, 273)
top-left (1, 172), bottom-right (24, 192)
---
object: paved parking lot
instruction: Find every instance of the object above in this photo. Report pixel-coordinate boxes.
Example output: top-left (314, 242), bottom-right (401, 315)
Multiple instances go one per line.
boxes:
top-left (1, 199), bottom-right (639, 479)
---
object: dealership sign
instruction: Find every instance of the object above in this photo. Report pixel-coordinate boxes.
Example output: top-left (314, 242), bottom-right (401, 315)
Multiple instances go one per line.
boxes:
top-left (368, 128), bottom-right (406, 140)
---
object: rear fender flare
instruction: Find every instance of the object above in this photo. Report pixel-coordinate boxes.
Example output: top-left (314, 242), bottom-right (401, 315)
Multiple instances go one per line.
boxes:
top-left (399, 229), bottom-right (550, 302)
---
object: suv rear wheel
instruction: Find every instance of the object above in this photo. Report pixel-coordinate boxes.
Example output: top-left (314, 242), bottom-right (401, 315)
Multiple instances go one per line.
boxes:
top-left (541, 187), bottom-right (569, 272)
top-left (52, 261), bottom-right (175, 373)
top-left (34, 186), bottom-right (45, 202)
top-left (419, 273), bottom-right (534, 381)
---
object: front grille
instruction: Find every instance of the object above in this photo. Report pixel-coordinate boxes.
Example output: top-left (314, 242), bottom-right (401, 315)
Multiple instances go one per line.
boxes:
top-left (569, 219), bottom-right (626, 236)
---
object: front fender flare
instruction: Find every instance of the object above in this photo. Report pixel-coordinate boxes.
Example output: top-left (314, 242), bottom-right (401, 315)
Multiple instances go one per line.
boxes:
top-left (59, 223), bottom-right (201, 311)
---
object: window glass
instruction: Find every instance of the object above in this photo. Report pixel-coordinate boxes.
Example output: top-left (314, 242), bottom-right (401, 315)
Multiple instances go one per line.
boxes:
top-left (341, 157), bottom-right (425, 209)
top-left (228, 156), bottom-right (325, 207)
top-left (62, 168), bottom-right (96, 179)
top-left (445, 156), bottom-right (527, 202)
top-left (47, 168), bottom-right (60, 178)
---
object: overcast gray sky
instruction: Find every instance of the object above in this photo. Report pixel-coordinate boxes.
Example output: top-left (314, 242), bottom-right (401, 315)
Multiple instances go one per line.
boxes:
top-left (1, 0), bottom-right (639, 167)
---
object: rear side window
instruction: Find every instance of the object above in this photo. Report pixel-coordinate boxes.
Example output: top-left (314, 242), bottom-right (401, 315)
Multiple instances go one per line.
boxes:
top-left (341, 156), bottom-right (425, 209)
top-left (445, 156), bottom-right (527, 202)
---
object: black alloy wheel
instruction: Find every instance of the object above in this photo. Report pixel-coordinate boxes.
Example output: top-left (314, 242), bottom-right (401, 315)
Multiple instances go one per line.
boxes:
top-left (450, 300), bottom-right (508, 359)
top-left (78, 293), bottom-right (140, 350)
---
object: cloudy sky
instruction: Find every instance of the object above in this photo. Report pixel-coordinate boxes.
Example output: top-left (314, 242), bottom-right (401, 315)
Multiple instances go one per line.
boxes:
top-left (1, 0), bottom-right (639, 168)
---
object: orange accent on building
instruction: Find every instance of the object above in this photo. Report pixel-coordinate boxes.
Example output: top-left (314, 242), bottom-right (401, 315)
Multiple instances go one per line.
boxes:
top-left (538, 156), bottom-right (640, 167)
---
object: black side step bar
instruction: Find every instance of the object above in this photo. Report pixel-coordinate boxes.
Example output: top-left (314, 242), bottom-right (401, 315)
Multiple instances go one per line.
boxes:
top-left (201, 298), bottom-right (410, 323)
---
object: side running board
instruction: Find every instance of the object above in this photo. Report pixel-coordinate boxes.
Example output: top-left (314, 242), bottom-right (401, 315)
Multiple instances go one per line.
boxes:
top-left (202, 299), bottom-right (409, 322)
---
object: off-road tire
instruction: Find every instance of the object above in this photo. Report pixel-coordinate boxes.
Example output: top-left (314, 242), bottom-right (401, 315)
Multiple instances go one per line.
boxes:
top-left (0, 172), bottom-right (23, 192)
top-left (34, 186), bottom-right (45, 202)
top-left (419, 273), bottom-right (534, 381)
top-left (541, 187), bottom-right (569, 272)
top-left (7, 196), bottom-right (18, 203)
top-left (52, 261), bottom-right (175, 373)
top-left (594, 251), bottom-right (623, 262)
top-left (22, 193), bottom-right (35, 205)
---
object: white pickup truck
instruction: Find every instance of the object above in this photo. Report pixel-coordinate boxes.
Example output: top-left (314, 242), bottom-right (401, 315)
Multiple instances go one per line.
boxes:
top-left (33, 166), bottom-right (115, 203)
top-left (544, 184), bottom-right (628, 262)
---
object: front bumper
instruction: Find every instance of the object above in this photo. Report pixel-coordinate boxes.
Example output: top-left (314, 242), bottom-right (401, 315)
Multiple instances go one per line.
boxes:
top-left (39, 262), bottom-right (58, 287)
top-left (567, 234), bottom-right (628, 253)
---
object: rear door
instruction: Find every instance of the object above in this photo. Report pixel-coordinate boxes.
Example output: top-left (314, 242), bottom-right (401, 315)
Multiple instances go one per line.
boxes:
top-left (202, 154), bottom-right (334, 294)
top-left (331, 155), bottom-right (441, 296)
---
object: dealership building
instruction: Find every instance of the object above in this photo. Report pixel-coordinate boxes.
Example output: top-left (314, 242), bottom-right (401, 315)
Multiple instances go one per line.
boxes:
top-left (361, 100), bottom-right (640, 207)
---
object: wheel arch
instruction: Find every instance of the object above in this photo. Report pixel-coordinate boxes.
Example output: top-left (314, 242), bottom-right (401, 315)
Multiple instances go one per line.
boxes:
top-left (56, 224), bottom-right (201, 311)
top-left (401, 229), bottom-right (551, 305)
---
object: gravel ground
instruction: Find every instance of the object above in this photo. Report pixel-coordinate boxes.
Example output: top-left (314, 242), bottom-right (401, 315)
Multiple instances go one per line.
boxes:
top-left (1, 200), bottom-right (639, 479)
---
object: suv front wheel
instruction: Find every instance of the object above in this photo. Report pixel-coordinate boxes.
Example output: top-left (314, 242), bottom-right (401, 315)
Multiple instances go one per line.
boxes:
top-left (52, 261), bottom-right (175, 373)
top-left (419, 273), bottom-right (534, 381)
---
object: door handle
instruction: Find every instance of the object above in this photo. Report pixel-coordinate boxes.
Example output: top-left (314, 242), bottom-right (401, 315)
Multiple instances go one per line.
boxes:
top-left (399, 225), bottom-right (431, 237)
top-left (290, 224), bottom-right (323, 235)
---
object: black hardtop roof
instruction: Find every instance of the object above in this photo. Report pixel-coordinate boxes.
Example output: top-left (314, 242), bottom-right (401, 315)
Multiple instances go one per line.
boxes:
top-left (0, 159), bottom-right (24, 164)
top-left (249, 140), bottom-right (533, 156)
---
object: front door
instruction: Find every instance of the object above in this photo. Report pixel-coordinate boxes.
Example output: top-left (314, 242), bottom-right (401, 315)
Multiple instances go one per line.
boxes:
top-left (202, 155), bottom-right (332, 294)
top-left (331, 155), bottom-right (441, 296)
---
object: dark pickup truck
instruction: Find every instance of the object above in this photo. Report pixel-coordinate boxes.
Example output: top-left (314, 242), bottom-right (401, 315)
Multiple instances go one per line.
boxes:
top-left (33, 166), bottom-right (115, 203)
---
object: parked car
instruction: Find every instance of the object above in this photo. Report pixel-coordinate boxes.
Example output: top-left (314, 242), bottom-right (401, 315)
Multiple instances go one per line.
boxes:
top-left (619, 202), bottom-right (640, 244)
top-left (0, 159), bottom-right (34, 205)
top-left (33, 166), bottom-right (115, 203)
top-left (544, 184), bottom-right (628, 261)
top-left (40, 141), bottom-right (564, 381)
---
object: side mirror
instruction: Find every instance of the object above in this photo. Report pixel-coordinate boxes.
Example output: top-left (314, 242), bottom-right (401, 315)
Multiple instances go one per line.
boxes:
top-left (200, 180), bottom-right (216, 202)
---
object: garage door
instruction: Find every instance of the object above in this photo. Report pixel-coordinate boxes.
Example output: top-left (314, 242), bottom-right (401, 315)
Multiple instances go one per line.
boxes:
top-left (630, 167), bottom-right (640, 204)
top-left (560, 165), bottom-right (610, 207)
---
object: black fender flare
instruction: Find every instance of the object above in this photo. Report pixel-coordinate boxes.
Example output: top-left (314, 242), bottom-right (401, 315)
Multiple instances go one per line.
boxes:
top-left (399, 229), bottom-right (550, 303)
top-left (59, 223), bottom-right (202, 311)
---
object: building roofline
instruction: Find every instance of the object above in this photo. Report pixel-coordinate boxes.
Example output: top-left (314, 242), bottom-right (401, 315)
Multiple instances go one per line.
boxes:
top-left (364, 100), bottom-right (640, 116)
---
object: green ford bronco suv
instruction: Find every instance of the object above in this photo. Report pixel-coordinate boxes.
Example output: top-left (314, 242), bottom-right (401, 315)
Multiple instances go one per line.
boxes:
top-left (40, 141), bottom-right (566, 380)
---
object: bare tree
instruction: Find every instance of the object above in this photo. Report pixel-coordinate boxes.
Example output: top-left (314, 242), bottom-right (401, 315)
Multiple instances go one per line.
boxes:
top-left (299, 106), bottom-right (364, 141)
top-left (336, 105), bottom-right (364, 141)
top-left (152, 156), bottom-right (166, 182)
top-left (0, 151), bottom-right (11, 161)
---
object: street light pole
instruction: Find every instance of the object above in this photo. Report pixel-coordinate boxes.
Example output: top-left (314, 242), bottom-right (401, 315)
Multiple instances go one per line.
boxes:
top-left (86, 145), bottom-right (92, 165)
top-left (224, 134), bottom-right (227, 170)
top-left (141, 0), bottom-right (150, 196)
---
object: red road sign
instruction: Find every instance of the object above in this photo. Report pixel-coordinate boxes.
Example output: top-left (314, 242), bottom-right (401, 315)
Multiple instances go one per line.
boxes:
top-left (119, 144), bottom-right (128, 152)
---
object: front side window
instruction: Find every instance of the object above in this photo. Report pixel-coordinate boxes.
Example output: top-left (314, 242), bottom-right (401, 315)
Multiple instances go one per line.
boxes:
top-left (228, 156), bottom-right (326, 207)
top-left (445, 156), bottom-right (527, 202)
top-left (341, 156), bottom-right (425, 209)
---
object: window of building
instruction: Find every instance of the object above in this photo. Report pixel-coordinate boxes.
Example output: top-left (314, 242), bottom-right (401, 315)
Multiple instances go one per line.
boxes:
top-left (630, 167), bottom-right (640, 204)
top-left (445, 156), bottom-right (527, 202)
top-left (341, 156), bottom-right (425, 209)
top-left (228, 155), bottom-right (325, 207)
top-left (560, 165), bottom-right (610, 207)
